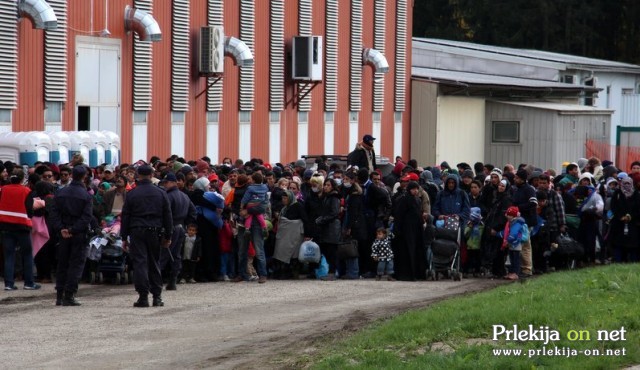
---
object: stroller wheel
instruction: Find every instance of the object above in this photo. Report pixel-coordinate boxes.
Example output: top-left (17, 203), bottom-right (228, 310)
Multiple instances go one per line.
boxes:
top-left (115, 273), bottom-right (122, 285)
top-left (98, 272), bottom-right (104, 284)
top-left (89, 272), bottom-right (96, 284)
top-left (453, 272), bottom-right (462, 281)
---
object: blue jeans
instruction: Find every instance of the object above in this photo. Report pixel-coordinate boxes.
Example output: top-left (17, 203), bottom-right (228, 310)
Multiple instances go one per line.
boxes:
top-left (377, 260), bottom-right (395, 276)
top-left (237, 226), bottom-right (267, 279)
top-left (220, 252), bottom-right (234, 277)
top-left (3, 231), bottom-right (35, 287)
top-left (509, 250), bottom-right (521, 275)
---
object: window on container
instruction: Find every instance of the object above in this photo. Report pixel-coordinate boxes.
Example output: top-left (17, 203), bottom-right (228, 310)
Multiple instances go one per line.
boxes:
top-left (602, 121), bottom-right (607, 138)
top-left (622, 88), bottom-right (634, 95)
top-left (298, 111), bottom-right (308, 123)
top-left (492, 121), bottom-right (520, 143)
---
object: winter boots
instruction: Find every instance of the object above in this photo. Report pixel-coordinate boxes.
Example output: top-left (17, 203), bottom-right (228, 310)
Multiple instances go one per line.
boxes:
top-left (62, 291), bottom-right (81, 306)
top-left (165, 277), bottom-right (177, 291)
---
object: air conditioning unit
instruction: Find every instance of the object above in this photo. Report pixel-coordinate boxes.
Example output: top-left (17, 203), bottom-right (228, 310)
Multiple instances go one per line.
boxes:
top-left (561, 74), bottom-right (575, 84)
top-left (199, 26), bottom-right (224, 75)
top-left (292, 36), bottom-right (322, 81)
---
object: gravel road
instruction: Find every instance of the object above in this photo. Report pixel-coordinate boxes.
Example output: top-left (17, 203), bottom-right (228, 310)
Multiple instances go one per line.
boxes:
top-left (0, 278), bottom-right (502, 369)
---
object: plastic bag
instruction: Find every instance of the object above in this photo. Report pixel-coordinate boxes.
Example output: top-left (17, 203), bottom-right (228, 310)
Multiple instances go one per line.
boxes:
top-left (298, 240), bottom-right (321, 263)
top-left (315, 255), bottom-right (329, 279)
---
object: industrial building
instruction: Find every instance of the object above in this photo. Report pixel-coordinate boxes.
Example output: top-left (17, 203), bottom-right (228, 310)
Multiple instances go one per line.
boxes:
top-left (2, 0), bottom-right (413, 164)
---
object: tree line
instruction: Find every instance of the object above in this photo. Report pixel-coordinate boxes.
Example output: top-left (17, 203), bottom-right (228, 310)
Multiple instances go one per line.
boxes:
top-left (414, 0), bottom-right (640, 64)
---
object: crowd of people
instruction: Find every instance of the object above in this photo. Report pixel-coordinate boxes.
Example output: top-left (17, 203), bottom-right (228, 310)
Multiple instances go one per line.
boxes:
top-left (1, 134), bottom-right (639, 306)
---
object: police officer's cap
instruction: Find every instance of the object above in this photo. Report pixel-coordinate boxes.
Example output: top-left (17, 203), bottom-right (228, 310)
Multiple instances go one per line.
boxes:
top-left (72, 165), bottom-right (87, 177)
top-left (137, 164), bottom-right (154, 176)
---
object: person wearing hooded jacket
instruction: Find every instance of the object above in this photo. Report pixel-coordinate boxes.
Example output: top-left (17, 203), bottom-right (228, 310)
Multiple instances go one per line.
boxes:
top-left (571, 175), bottom-right (604, 264)
top-left (511, 169), bottom-right (538, 276)
top-left (609, 177), bottom-right (640, 262)
top-left (482, 179), bottom-right (512, 278)
top-left (432, 174), bottom-right (471, 223)
top-left (314, 178), bottom-right (342, 280)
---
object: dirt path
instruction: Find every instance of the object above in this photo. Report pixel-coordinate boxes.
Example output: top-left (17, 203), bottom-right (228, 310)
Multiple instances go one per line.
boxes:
top-left (0, 278), bottom-right (502, 369)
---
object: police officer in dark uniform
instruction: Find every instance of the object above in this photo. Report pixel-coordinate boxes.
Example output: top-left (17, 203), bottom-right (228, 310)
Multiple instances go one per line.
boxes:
top-left (121, 165), bottom-right (173, 307)
top-left (159, 172), bottom-right (196, 291)
top-left (50, 165), bottom-right (94, 306)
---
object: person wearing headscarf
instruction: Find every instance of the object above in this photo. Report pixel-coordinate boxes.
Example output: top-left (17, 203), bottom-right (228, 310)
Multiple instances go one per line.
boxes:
top-left (482, 179), bottom-right (512, 278)
top-left (272, 190), bottom-right (308, 273)
top-left (608, 177), bottom-right (640, 262)
top-left (569, 182), bottom-right (603, 265)
top-left (391, 181), bottom-right (426, 281)
top-left (190, 177), bottom-right (223, 282)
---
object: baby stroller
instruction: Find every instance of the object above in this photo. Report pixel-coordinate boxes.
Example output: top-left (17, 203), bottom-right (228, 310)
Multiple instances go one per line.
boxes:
top-left (426, 215), bottom-right (462, 281)
top-left (87, 232), bottom-right (131, 284)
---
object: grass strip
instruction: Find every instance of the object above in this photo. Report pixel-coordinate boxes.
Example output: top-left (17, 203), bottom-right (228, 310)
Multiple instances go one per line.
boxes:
top-left (309, 264), bottom-right (640, 370)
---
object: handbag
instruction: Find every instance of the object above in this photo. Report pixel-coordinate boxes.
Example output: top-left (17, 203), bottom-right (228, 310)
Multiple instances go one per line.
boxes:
top-left (337, 239), bottom-right (359, 260)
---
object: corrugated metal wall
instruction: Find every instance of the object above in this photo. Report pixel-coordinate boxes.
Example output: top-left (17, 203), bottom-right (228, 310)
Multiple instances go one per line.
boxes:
top-left (10, 0), bottom-right (412, 164)
top-left (17, 18), bottom-right (45, 131)
top-left (485, 102), bottom-right (611, 172)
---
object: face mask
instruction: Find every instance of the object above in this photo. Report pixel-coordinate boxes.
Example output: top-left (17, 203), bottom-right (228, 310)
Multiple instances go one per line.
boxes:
top-left (311, 186), bottom-right (320, 193)
top-left (334, 178), bottom-right (342, 186)
top-left (343, 182), bottom-right (352, 188)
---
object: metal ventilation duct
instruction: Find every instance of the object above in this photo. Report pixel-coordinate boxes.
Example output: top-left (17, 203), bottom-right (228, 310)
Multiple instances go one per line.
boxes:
top-left (124, 5), bottom-right (161, 42)
top-left (362, 48), bottom-right (389, 73)
top-left (18, 0), bottom-right (57, 30)
top-left (224, 36), bottom-right (254, 67)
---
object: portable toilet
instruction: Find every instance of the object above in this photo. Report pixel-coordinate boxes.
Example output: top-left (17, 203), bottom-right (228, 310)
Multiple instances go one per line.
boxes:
top-left (101, 130), bottom-right (120, 165)
top-left (66, 131), bottom-right (92, 164)
top-left (0, 132), bottom-right (52, 166)
top-left (47, 131), bottom-right (71, 164)
top-left (87, 131), bottom-right (107, 167)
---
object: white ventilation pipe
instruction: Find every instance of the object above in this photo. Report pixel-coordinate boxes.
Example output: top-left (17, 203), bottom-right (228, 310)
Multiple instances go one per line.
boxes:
top-left (224, 36), bottom-right (254, 67)
top-left (362, 48), bottom-right (389, 73)
top-left (18, 0), bottom-right (57, 30)
top-left (124, 5), bottom-right (161, 42)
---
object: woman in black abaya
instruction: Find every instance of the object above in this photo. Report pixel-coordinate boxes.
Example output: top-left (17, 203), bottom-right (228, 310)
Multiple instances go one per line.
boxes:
top-left (392, 181), bottom-right (426, 280)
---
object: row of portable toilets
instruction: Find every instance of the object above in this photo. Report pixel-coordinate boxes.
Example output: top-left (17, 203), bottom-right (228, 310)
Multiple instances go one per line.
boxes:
top-left (0, 131), bottom-right (120, 167)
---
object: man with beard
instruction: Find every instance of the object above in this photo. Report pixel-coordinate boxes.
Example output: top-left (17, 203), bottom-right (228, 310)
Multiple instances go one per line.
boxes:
top-left (347, 135), bottom-right (377, 173)
top-left (102, 175), bottom-right (128, 217)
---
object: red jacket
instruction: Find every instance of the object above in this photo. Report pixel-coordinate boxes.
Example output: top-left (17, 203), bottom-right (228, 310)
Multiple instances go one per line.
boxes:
top-left (219, 221), bottom-right (234, 254)
top-left (0, 184), bottom-right (33, 231)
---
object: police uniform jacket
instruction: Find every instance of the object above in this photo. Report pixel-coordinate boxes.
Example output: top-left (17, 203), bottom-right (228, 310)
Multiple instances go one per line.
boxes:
top-left (121, 179), bottom-right (173, 240)
top-left (166, 186), bottom-right (196, 226)
top-left (49, 181), bottom-right (93, 235)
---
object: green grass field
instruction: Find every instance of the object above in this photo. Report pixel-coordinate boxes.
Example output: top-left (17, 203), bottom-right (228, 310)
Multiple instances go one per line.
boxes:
top-left (307, 265), bottom-right (640, 370)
